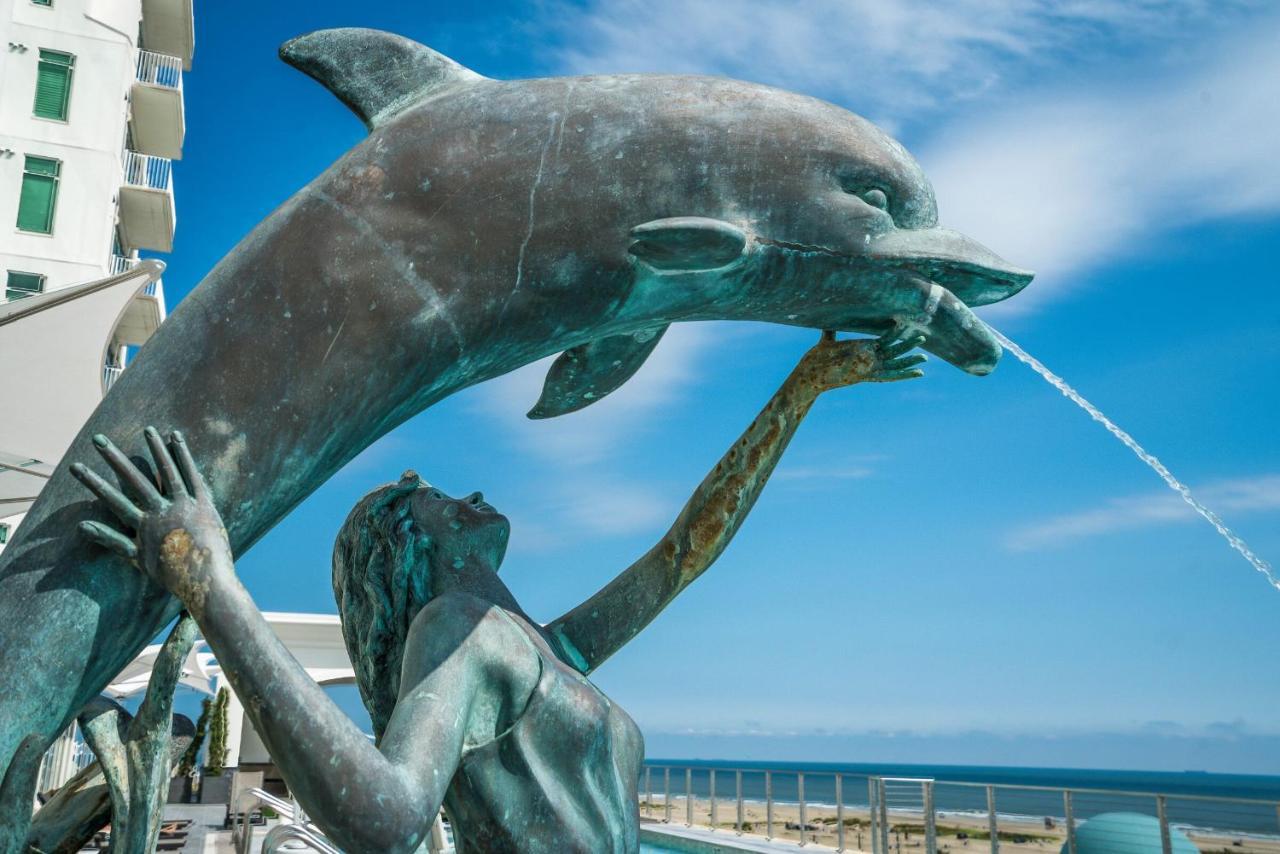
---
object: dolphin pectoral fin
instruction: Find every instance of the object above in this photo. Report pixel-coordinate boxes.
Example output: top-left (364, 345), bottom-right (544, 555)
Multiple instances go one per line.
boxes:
top-left (527, 326), bottom-right (670, 419)
top-left (279, 28), bottom-right (486, 131)
top-left (629, 217), bottom-right (749, 271)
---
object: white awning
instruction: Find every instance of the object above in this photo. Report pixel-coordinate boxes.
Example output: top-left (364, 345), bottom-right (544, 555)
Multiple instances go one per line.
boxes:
top-left (105, 642), bottom-right (218, 700)
top-left (0, 262), bottom-right (164, 519)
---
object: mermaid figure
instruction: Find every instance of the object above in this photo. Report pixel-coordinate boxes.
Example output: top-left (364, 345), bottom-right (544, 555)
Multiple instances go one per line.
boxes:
top-left (71, 331), bottom-right (925, 853)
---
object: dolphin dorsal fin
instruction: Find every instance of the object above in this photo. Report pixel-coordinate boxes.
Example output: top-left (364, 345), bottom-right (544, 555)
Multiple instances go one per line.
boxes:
top-left (280, 28), bottom-right (485, 131)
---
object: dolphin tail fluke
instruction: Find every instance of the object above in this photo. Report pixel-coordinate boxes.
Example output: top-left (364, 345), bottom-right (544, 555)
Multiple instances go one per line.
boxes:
top-left (280, 28), bottom-right (485, 132)
top-left (528, 326), bottom-right (670, 419)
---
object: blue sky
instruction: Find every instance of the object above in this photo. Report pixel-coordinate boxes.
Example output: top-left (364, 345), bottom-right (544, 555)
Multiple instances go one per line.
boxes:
top-left (158, 1), bottom-right (1280, 772)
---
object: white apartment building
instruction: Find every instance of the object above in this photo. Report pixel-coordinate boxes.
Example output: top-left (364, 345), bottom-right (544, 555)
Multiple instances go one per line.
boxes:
top-left (0, 0), bottom-right (194, 554)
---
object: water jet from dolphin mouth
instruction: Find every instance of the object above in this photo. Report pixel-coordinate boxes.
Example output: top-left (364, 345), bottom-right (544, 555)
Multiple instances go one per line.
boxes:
top-left (989, 326), bottom-right (1278, 592)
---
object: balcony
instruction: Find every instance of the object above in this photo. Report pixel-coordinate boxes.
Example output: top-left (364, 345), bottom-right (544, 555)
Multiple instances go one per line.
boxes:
top-left (102, 362), bottom-right (124, 394)
top-left (108, 254), bottom-right (166, 347)
top-left (118, 151), bottom-right (175, 253)
top-left (130, 50), bottom-right (184, 160)
top-left (140, 0), bottom-right (194, 70)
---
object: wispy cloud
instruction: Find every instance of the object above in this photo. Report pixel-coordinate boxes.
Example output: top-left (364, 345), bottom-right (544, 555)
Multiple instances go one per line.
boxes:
top-left (548, 0), bottom-right (1257, 127)
top-left (926, 18), bottom-right (1280, 314)
top-left (1005, 475), bottom-right (1280, 551)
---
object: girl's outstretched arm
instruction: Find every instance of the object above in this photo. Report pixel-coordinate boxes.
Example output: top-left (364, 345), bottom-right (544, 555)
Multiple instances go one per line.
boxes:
top-left (70, 429), bottom-right (527, 854)
top-left (545, 331), bottom-right (925, 674)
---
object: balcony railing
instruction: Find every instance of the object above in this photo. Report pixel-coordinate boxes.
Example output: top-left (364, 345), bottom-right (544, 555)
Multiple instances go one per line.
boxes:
top-left (122, 150), bottom-right (172, 193)
top-left (110, 254), bottom-right (160, 297)
top-left (135, 49), bottom-right (182, 92)
top-left (640, 764), bottom-right (1280, 854)
top-left (102, 362), bottom-right (124, 393)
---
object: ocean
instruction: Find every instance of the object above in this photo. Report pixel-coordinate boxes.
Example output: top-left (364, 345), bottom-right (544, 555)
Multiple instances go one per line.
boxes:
top-left (642, 761), bottom-right (1280, 836)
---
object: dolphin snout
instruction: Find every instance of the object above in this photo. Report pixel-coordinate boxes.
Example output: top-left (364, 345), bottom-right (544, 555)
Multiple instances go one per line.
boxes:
top-left (869, 227), bottom-right (1033, 307)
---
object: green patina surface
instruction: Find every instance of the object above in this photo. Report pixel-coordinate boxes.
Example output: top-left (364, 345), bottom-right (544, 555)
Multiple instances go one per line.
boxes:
top-left (0, 27), bottom-right (1030, 850)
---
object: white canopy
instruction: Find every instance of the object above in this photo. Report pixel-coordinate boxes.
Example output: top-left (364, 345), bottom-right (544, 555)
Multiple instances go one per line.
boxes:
top-left (104, 642), bottom-right (219, 700)
top-left (0, 262), bottom-right (163, 518)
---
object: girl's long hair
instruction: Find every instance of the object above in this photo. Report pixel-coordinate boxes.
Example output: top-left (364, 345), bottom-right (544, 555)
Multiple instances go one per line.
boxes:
top-left (331, 472), bottom-right (433, 742)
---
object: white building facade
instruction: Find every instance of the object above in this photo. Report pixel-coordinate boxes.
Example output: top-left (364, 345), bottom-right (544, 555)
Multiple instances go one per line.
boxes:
top-left (0, 0), bottom-right (192, 553)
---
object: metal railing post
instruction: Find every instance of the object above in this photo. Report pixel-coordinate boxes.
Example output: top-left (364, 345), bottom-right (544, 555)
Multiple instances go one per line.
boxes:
top-left (1157, 796), bottom-right (1173, 854)
top-left (924, 780), bottom-right (936, 854)
top-left (686, 767), bottom-right (693, 827)
top-left (736, 770), bottom-right (744, 835)
top-left (766, 770), bottom-right (774, 840)
top-left (710, 768), bottom-right (717, 831)
top-left (798, 771), bottom-right (807, 846)
top-left (645, 767), bottom-right (652, 816)
top-left (1064, 791), bottom-right (1077, 854)
top-left (986, 786), bottom-right (999, 854)
top-left (836, 773), bottom-right (845, 853)
top-left (870, 778), bottom-right (880, 854)
top-left (664, 767), bottom-right (671, 823)
top-left (879, 777), bottom-right (890, 854)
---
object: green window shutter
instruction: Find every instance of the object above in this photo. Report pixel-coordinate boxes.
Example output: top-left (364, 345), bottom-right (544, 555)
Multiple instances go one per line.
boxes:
top-left (0, 525), bottom-right (9, 546)
top-left (17, 156), bottom-right (60, 234)
top-left (6, 271), bottom-right (46, 301)
top-left (34, 50), bottom-right (74, 120)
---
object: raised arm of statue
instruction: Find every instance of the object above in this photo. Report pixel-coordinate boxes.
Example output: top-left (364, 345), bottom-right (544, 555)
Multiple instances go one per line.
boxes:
top-left (545, 331), bottom-right (927, 674)
top-left (69, 429), bottom-right (532, 854)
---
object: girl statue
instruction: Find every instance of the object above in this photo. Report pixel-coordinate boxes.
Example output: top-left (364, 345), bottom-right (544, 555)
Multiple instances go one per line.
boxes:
top-left (71, 331), bottom-right (924, 853)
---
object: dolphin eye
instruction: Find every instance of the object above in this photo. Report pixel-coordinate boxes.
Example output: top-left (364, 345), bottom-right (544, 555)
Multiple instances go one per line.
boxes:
top-left (859, 188), bottom-right (889, 210)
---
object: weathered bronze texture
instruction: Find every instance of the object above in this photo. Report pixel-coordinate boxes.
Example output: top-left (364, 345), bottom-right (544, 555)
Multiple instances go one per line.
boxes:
top-left (69, 335), bottom-right (922, 852)
top-left (25, 616), bottom-right (196, 854)
top-left (0, 27), bottom-right (1031, 842)
top-left (25, 716), bottom-right (194, 854)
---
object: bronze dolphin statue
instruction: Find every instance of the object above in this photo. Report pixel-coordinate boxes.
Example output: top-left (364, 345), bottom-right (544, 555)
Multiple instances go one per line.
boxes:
top-left (0, 28), bottom-right (1031, 835)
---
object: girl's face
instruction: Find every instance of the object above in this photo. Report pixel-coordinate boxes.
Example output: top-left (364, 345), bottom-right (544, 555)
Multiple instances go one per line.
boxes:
top-left (409, 485), bottom-right (511, 572)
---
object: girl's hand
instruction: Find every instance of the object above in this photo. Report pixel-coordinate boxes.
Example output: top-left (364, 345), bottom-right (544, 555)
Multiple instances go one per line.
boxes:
top-left (792, 328), bottom-right (927, 395)
top-left (71, 428), bottom-right (231, 615)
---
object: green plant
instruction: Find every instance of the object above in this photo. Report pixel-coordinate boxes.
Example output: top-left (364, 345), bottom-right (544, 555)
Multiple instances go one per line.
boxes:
top-left (177, 697), bottom-right (212, 777)
top-left (205, 688), bottom-right (229, 775)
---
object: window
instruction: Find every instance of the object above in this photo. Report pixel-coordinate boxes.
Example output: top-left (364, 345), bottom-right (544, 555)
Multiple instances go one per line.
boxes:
top-left (16, 155), bottom-right (60, 234)
top-left (0, 525), bottom-right (8, 546)
top-left (33, 49), bottom-right (74, 121)
top-left (6, 271), bottom-right (46, 301)
top-left (31, 0), bottom-right (52, 6)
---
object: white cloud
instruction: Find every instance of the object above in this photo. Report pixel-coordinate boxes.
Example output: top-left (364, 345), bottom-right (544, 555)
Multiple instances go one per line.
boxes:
top-left (548, 0), bottom-right (1254, 124)
top-left (1005, 475), bottom-right (1280, 551)
top-left (924, 18), bottom-right (1280, 314)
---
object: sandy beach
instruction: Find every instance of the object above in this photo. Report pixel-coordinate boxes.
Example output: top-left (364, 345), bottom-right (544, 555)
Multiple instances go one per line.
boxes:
top-left (640, 798), bottom-right (1280, 854)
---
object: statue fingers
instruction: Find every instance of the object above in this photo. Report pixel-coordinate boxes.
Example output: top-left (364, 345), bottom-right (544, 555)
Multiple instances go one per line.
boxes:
top-left (78, 520), bottom-right (139, 562)
top-left (91, 434), bottom-right (164, 510)
top-left (872, 367), bottom-right (925, 383)
top-left (70, 462), bottom-right (144, 528)
top-left (881, 353), bottom-right (927, 372)
top-left (144, 426), bottom-right (183, 498)
top-left (169, 431), bottom-right (210, 500)
top-left (879, 333), bottom-right (926, 360)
